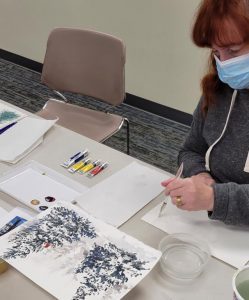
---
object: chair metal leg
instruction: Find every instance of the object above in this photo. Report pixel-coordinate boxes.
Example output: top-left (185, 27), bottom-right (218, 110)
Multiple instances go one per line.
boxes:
top-left (124, 118), bottom-right (130, 155)
top-left (100, 116), bottom-right (130, 155)
top-left (53, 90), bottom-right (69, 102)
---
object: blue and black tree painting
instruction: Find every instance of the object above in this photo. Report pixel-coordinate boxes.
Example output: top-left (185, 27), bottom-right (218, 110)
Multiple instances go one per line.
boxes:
top-left (1, 206), bottom-right (97, 260)
top-left (73, 242), bottom-right (148, 300)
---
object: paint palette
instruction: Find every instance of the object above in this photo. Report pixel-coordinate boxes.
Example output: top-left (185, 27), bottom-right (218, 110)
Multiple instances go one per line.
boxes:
top-left (0, 161), bottom-right (89, 212)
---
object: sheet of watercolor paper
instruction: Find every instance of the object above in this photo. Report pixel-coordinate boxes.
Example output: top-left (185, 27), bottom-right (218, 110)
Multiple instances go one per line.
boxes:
top-left (77, 161), bottom-right (168, 227)
top-left (142, 202), bottom-right (249, 268)
top-left (0, 102), bottom-right (26, 130)
top-left (0, 202), bottom-right (161, 300)
top-left (0, 116), bottom-right (56, 163)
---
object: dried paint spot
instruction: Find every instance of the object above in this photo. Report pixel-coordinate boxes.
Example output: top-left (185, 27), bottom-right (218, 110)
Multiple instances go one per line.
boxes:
top-left (45, 196), bottom-right (56, 202)
top-left (39, 206), bottom-right (48, 211)
top-left (31, 199), bottom-right (40, 205)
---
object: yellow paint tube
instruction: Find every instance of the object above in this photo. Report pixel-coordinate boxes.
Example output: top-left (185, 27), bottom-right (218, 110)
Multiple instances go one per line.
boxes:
top-left (68, 159), bottom-right (91, 173)
top-left (78, 160), bottom-right (101, 174)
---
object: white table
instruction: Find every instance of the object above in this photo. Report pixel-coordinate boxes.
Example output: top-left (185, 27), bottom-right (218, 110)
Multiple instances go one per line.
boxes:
top-left (0, 101), bottom-right (235, 300)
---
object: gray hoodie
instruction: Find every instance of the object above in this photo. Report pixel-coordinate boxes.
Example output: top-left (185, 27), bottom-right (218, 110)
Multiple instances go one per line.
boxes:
top-left (178, 86), bottom-right (249, 226)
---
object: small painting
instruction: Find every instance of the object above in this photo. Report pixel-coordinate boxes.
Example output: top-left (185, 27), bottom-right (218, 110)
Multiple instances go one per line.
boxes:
top-left (0, 103), bottom-right (26, 129)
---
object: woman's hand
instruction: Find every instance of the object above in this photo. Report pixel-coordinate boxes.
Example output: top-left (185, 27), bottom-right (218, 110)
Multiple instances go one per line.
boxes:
top-left (161, 175), bottom-right (215, 211)
top-left (194, 172), bottom-right (215, 186)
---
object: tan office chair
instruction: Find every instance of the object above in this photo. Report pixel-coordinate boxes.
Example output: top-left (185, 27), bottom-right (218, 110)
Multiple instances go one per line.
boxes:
top-left (36, 28), bottom-right (129, 154)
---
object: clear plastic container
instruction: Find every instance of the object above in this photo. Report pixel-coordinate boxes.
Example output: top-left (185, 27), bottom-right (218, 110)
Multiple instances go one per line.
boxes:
top-left (158, 233), bottom-right (210, 280)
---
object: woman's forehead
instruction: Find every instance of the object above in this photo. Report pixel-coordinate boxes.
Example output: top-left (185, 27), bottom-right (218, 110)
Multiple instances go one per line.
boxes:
top-left (212, 18), bottom-right (245, 47)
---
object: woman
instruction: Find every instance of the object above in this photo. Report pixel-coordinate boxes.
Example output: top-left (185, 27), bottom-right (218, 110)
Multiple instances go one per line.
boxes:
top-left (162, 0), bottom-right (249, 225)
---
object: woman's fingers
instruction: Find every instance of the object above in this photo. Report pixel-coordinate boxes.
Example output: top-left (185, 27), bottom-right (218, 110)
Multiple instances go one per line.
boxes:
top-left (166, 178), bottom-right (186, 191)
top-left (161, 177), bottom-right (176, 187)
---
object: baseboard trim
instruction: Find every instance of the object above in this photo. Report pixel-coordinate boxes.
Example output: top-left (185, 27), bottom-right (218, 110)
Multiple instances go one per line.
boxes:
top-left (0, 48), bottom-right (192, 126)
top-left (0, 49), bottom-right (42, 72)
top-left (125, 93), bottom-right (192, 126)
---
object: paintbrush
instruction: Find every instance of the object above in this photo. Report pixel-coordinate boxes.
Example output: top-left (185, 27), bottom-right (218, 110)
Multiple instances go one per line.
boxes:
top-left (158, 162), bottom-right (184, 217)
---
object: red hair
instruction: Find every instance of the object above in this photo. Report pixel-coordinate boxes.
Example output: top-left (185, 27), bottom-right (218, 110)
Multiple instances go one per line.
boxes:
top-left (192, 0), bottom-right (249, 114)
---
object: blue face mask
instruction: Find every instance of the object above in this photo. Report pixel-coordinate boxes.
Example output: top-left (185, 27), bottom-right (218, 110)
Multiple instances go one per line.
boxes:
top-left (214, 54), bottom-right (249, 89)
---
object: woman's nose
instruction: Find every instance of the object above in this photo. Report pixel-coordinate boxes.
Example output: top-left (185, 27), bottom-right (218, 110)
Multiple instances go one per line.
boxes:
top-left (219, 51), bottom-right (232, 62)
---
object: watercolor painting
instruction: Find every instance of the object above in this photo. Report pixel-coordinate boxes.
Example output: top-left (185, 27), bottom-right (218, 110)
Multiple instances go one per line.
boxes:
top-left (0, 103), bottom-right (26, 129)
top-left (0, 110), bottom-right (19, 123)
top-left (0, 202), bottom-right (160, 300)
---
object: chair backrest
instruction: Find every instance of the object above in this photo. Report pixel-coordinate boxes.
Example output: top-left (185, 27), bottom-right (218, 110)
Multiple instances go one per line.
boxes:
top-left (41, 28), bottom-right (126, 106)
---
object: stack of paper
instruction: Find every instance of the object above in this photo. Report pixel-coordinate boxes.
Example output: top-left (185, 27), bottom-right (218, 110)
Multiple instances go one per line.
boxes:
top-left (0, 116), bottom-right (56, 163)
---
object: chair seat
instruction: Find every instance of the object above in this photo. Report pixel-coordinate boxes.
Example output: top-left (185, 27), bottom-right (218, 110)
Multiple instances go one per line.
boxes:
top-left (36, 99), bottom-right (124, 142)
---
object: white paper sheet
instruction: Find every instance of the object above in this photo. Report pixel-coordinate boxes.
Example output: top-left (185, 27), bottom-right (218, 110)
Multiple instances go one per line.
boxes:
top-left (77, 162), bottom-right (168, 227)
top-left (0, 116), bottom-right (56, 163)
top-left (0, 202), bottom-right (161, 300)
top-left (142, 202), bottom-right (249, 268)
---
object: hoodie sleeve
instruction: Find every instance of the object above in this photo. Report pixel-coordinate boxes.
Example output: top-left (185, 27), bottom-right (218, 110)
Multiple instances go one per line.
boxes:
top-left (178, 97), bottom-right (210, 177)
top-left (209, 183), bottom-right (249, 225)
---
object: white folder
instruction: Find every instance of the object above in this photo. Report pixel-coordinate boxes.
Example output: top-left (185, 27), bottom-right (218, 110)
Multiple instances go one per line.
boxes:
top-left (0, 116), bottom-right (56, 163)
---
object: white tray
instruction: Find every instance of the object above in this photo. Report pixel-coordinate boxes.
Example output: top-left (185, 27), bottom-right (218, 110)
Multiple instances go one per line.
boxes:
top-left (0, 161), bottom-right (89, 212)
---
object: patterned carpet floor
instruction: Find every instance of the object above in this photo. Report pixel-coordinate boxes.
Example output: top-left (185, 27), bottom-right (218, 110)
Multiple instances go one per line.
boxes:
top-left (0, 58), bottom-right (190, 174)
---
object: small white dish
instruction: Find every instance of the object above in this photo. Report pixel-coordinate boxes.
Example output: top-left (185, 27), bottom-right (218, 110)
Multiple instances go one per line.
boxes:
top-left (158, 233), bottom-right (210, 280)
